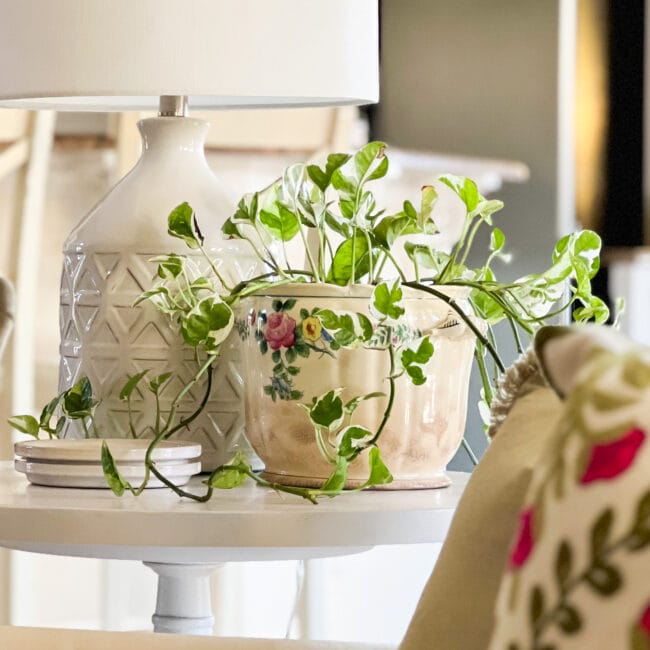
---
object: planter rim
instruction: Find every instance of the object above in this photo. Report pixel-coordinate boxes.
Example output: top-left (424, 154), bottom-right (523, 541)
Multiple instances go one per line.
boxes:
top-left (248, 282), bottom-right (470, 300)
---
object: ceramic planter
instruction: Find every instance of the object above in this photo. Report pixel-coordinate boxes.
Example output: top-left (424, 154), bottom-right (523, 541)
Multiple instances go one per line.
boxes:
top-left (239, 283), bottom-right (479, 489)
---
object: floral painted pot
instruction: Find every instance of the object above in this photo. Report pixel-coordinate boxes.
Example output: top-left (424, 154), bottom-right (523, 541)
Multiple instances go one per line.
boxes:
top-left (238, 284), bottom-right (479, 489)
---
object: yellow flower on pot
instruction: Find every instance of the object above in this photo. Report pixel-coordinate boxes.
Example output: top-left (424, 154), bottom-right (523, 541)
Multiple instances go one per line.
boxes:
top-left (302, 316), bottom-right (322, 342)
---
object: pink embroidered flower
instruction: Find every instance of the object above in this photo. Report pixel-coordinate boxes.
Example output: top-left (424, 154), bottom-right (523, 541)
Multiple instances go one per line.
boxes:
top-left (264, 311), bottom-right (296, 350)
top-left (509, 507), bottom-right (535, 569)
top-left (640, 602), bottom-right (650, 638)
top-left (580, 428), bottom-right (646, 484)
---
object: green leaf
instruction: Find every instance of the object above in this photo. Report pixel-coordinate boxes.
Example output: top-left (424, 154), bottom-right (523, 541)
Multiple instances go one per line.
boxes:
top-left (585, 562), bottom-right (622, 595)
top-left (134, 286), bottom-right (174, 314)
top-left (321, 456), bottom-right (348, 493)
top-left (338, 425), bottom-right (373, 459)
top-left (490, 228), bottom-right (506, 252)
top-left (307, 153), bottom-right (351, 192)
top-left (555, 540), bottom-right (573, 587)
top-left (591, 508), bottom-right (613, 556)
top-left (556, 605), bottom-right (582, 634)
top-left (344, 392), bottom-right (385, 415)
top-left (101, 442), bottom-right (129, 497)
top-left (151, 253), bottom-right (184, 280)
top-left (282, 299), bottom-right (297, 311)
top-left (418, 185), bottom-right (438, 229)
top-left (119, 371), bottom-right (148, 401)
top-left (208, 459), bottom-right (249, 489)
top-left (327, 235), bottom-right (371, 285)
top-left (402, 337), bottom-right (434, 365)
top-left (148, 372), bottom-right (172, 394)
top-left (39, 395), bottom-right (62, 429)
top-left (373, 215), bottom-right (419, 249)
top-left (364, 447), bottom-right (393, 487)
top-left (260, 205), bottom-right (300, 241)
top-left (62, 376), bottom-right (97, 419)
top-left (439, 175), bottom-right (480, 213)
top-left (180, 297), bottom-right (234, 352)
top-left (309, 390), bottom-right (344, 431)
top-left (8, 415), bottom-right (40, 437)
top-left (354, 141), bottom-right (387, 183)
top-left (372, 281), bottom-right (405, 320)
top-left (401, 337), bottom-right (435, 386)
top-left (167, 202), bottom-right (203, 249)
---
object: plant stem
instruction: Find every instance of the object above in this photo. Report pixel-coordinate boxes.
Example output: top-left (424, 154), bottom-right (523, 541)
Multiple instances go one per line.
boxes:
top-left (403, 281), bottom-right (505, 373)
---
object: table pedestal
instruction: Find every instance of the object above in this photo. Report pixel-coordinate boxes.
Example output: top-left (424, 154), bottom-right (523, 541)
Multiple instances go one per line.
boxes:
top-left (145, 562), bottom-right (222, 635)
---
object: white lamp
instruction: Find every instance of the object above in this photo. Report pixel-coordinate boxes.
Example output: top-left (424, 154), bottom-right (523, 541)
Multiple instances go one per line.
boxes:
top-left (0, 0), bottom-right (379, 468)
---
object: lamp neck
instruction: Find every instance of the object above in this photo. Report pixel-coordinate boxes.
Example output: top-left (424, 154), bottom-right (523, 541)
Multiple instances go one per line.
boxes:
top-left (137, 117), bottom-right (210, 163)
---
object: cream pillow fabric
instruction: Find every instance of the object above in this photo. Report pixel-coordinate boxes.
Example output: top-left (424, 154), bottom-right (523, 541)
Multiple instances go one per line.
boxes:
top-left (488, 327), bottom-right (650, 649)
top-left (0, 626), bottom-right (392, 650)
top-left (400, 360), bottom-right (563, 650)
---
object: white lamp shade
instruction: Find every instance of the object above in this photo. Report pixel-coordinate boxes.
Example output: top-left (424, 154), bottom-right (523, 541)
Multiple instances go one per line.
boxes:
top-left (0, 0), bottom-right (378, 111)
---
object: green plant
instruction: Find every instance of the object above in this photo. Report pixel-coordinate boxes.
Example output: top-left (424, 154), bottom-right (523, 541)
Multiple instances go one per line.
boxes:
top-left (10, 142), bottom-right (609, 503)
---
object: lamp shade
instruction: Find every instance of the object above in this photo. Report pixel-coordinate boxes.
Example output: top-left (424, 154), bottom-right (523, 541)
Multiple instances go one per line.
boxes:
top-left (0, 0), bottom-right (378, 111)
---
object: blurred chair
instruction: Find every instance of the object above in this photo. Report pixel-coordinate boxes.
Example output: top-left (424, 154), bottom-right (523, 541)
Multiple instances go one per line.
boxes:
top-left (0, 109), bottom-right (56, 460)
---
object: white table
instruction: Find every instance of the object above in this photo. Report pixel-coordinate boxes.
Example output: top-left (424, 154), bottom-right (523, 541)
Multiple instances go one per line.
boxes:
top-left (0, 463), bottom-right (468, 635)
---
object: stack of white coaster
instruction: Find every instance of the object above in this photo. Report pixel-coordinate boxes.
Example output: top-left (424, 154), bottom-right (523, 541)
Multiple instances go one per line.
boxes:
top-left (14, 439), bottom-right (202, 489)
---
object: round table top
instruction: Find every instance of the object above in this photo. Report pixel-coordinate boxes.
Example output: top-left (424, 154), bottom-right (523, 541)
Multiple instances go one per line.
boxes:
top-left (0, 462), bottom-right (468, 563)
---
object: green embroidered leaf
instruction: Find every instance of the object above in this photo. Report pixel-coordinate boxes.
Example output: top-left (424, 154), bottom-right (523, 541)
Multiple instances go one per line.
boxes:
top-left (555, 540), bottom-right (573, 588)
top-left (119, 371), bottom-right (148, 401)
top-left (309, 390), bottom-right (344, 431)
top-left (8, 415), bottom-right (40, 437)
top-left (529, 585), bottom-right (545, 626)
top-left (555, 604), bottom-right (582, 634)
top-left (372, 281), bottom-right (405, 320)
top-left (101, 442), bottom-right (129, 497)
top-left (591, 508), bottom-right (614, 557)
top-left (585, 562), bottom-right (622, 595)
top-left (168, 202), bottom-right (203, 249)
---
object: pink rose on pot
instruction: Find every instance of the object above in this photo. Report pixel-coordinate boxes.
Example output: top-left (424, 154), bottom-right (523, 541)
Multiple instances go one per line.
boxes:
top-left (264, 311), bottom-right (296, 350)
top-left (509, 507), bottom-right (535, 569)
top-left (580, 428), bottom-right (646, 485)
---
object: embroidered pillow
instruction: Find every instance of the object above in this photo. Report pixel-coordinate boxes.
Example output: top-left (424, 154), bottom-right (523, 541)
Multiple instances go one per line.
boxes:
top-left (488, 327), bottom-right (650, 650)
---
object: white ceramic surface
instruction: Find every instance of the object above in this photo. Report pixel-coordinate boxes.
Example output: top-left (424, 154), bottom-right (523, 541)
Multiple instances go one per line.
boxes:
top-left (15, 438), bottom-right (201, 463)
top-left (58, 117), bottom-right (259, 470)
top-left (241, 284), bottom-right (478, 489)
top-left (14, 458), bottom-right (201, 489)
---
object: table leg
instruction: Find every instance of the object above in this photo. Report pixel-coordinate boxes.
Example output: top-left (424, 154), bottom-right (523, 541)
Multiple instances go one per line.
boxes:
top-left (144, 562), bottom-right (223, 635)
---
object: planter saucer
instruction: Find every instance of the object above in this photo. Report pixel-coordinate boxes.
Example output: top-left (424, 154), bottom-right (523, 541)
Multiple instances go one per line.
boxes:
top-left (14, 457), bottom-right (201, 489)
top-left (15, 438), bottom-right (202, 464)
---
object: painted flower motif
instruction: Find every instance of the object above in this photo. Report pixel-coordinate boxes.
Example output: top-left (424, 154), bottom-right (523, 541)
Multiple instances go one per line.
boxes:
top-left (509, 507), bottom-right (535, 569)
top-left (264, 311), bottom-right (296, 350)
top-left (631, 601), bottom-right (650, 648)
top-left (247, 308), bottom-right (257, 327)
top-left (302, 316), bottom-right (322, 342)
top-left (580, 428), bottom-right (646, 485)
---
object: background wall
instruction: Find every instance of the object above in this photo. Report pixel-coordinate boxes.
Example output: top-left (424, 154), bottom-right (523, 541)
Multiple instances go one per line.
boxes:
top-left (376, 0), bottom-right (568, 469)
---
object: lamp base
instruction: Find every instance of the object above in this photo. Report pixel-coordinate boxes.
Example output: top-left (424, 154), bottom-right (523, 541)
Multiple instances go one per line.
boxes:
top-left (59, 116), bottom-right (258, 469)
